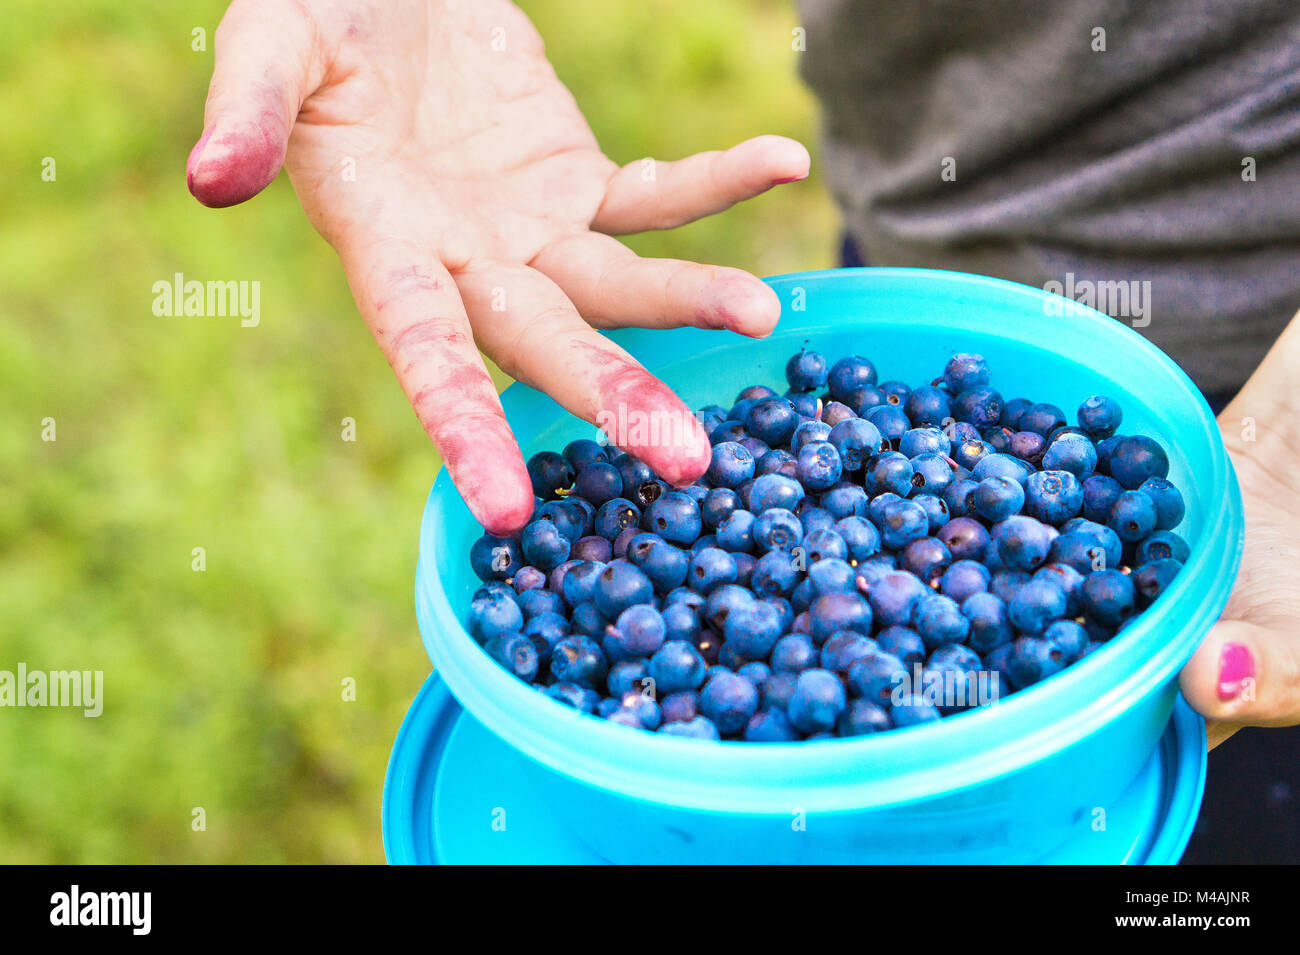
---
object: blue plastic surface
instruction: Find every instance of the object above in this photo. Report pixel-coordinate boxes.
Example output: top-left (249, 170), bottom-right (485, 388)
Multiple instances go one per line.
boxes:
top-left (383, 670), bottom-right (1208, 864)
top-left (396, 268), bottom-right (1242, 864)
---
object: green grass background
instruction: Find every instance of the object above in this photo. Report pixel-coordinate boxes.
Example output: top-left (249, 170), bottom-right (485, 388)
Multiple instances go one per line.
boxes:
top-left (0, 0), bottom-right (835, 862)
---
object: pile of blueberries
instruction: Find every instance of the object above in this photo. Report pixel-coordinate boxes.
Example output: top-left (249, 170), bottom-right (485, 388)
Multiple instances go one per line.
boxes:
top-left (466, 350), bottom-right (1189, 742)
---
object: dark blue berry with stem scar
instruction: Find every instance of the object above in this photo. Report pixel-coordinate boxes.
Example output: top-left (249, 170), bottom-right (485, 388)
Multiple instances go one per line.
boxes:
top-left (471, 533), bottom-right (522, 582)
top-left (701, 487), bottom-right (740, 529)
top-left (593, 562), bottom-right (654, 620)
top-left (560, 559), bottom-right (605, 606)
top-left (751, 550), bottom-right (798, 596)
top-left (688, 547), bottom-right (738, 594)
top-left (753, 508), bottom-right (804, 554)
top-left (992, 515), bottom-right (1056, 572)
top-left (909, 453), bottom-right (956, 495)
top-left (900, 535), bottom-right (952, 583)
top-left (535, 499), bottom-right (587, 542)
top-left (1107, 435), bottom-right (1170, 489)
top-left (943, 479), bottom-right (980, 518)
top-left (594, 497), bottom-right (641, 540)
top-left (788, 668), bottom-right (848, 733)
top-left (846, 651), bottom-right (908, 705)
top-left (628, 538), bottom-right (688, 593)
top-left (736, 661), bottom-right (770, 687)
top-left (953, 437), bottom-right (994, 470)
top-left (607, 659), bottom-right (650, 698)
top-left (1008, 637), bottom-right (1065, 687)
top-left (1043, 619), bottom-right (1088, 663)
top-left (796, 440), bottom-right (843, 491)
top-left (745, 396), bottom-right (800, 446)
top-left (1024, 469), bottom-right (1083, 524)
top-left (828, 355), bottom-right (878, 400)
top-left (785, 348), bottom-right (829, 391)
top-left (951, 385), bottom-right (1003, 428)
top-left (1009, 430), bottom-right (1047, 464)
top-left (527, 450), bottom-right (574, 499)
top-left (1133, 558), bottom-right (1183, 606)
top-left (563, 438), bottom-right (608, 472)
top-left (707, 441), bottom-right (755, 489)
top-left (912, 494), bottom-right (950, 533)
top-left (485, 632), bottom-right (540, 682)
top-left (1137, 530), bottom-right (1190, 565)
top-left (863, 403), bottom-right (911, 445)
top-left (550, 635), bottom-right (608, 689)
top-left (822, 483), bottom-right (869, 520)
top-left (716, 509), bottom-right (756, 553)
top-left (699, 672), bottom-right (760, 736)
top-left (646, 490), bottom-right (702, 545)
top-left (522, 519), bottom-right (570, 572)
top-left (845, 385), bottom-right (887, 414)
top-left (1138, 477), bottom-right (1185, 530)
top-left (867, 452), bottom-right (914, 497)
top-left (1108, 490), bottom-right (1158, 543)
top-left (879, 380), bottom-right (911, 406)
top-left (801, 527), bottom-right (848, 563)
top-left (1077, 395), bottom-right (1123, 438)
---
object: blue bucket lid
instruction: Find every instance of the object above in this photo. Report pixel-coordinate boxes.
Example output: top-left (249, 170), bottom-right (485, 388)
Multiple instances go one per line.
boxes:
top-left (383, 672), bottom-right (1207, 865)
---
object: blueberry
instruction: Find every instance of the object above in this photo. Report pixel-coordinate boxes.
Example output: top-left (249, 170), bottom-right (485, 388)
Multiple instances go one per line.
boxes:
top-left (797, 505), bottom-right (837, 536)
top-left (846, 651), bottom-right (908, 705)
top-left (1080, 569), bottom-right (1136, 625)
top-left (1081, 474), bottom-right (1124, 523)
top-left (604, 605), bottom-right (667, 661)
top-left (647, 491), bottom-right (703, 545)
top-left (657, 716), bottom-right (720, 740)
top-left (519, 588), bottom-right (565, 621)
top-left (707, 441), bottom-right (756, 488)
top-left (867, 571), bottom-right (930, 628)
top-left (468, 585), bottom-right (524, 642)
top-left (594, 497), bottom-right (642, 540)
top-left (863, 404), bottom-right (911, 444)
top-left (972, 452), bottom-right (1030, 486)
top-left (801, 528), bottom-right (849, 564)
top-left (722, 599), bottom-right (784, 660)
top-left (1007, 578), bottom-right (1068, 635)
top-left (822, 483), bottom-right (869, 519)
top-left (755, 448), bottom-right (796, 479)
top-left (535, 499), bottom-right (588, 542)
top-left (1008, 430), bottom-right (1048, 465)
top-left (716, 508), bottom-right (756, 553)
top-left (809, 592), bottom-right (873, 644)
top-left (648, 640), bottom-right (708, 694)
top-left (688, 546), bottom-right (739, 595)
top-left (875, 625), bottom-right (926, 667)
top-left (770, 633), bottom-right (819, 674)
top-left (745, 708), bottom-right (801, 741)
top-left (936, 517), bottom-right (992, 564)
top-left (951, 385), bottom-right (1003, 428)
top-left (791, 420), bottom-right (833, 454)
top-left (889, 695), bottom-right (942, 727)
top-left (556, 559), bottom-right (603, 606)
top-left (1077, 395), bottom-right (1123, 438)
top-left (563, 439), bottom-right (608, 472)
top-left (900, 535), bottom-right (952, 583)
top-left (512, 565), bottom-right (548, 593)
top-left (659, 690), bottom-right (700, 723)
top-left (1043, 619), bottom-right (1089, 663)
top-left (786, 348), bottom-right (829, 391)
top-left (1023, 469), bottom-right (1083, 525)
top-left (627, 538), bottom-right (689, 593)
top-left (787, 668), bottom-right (848, 733)
top-left (546, 682), bottom-right (601, 713)
top-left (611, 694), bottom-right (663, 730)
top-left (736, 661), bottom-right (771, 686)
top-left (867, 452), bottom-right (915, 497)
top-left (701, 487), bottom-right (741, 530)
top-left (943, 479), bottom-right (981, 518)
top-left (593, 562), bottom-right (654, 619)
top-left (942, 353), bottom-right (991, 393)
top-left (1041, 432), bottom-right (1097, 479)
top-left (820, 401), bottom-right (856, 427)
top-left (699, 672), bottom-right (760, 735)
top-left (608, 659), bottom-right (651, 698)
top-left (839, 699), bottom-right (893, 736)
top-left (753, 508), bottom-right (804, 553)
top-left (1033, 562), bottom-right (1085, 614)
top-left (828, 355), bottom-right (878, 400)
top-left (962, 592), bottom-right (1013, 653)
top-left (1018, 403), bottom-right (1067, 438)
top-left (836, 516), bottom-right (882, 563)
top-left (573, 461), bottom-right (622, 506)
top-left (1136, 530), bottom-right (1191, 565)
top-left (806, 557), bottom-right (856, 597)
top-left (484, 632), bottom-right (540, 682)
top-left (904, 386), bottom-right (952, 428)
top-left (879, 380), bottom-right (911, 406)
top-left (760, 672), bottom-right (799, 712)
top-left (527, 450), bottom-right (574, 499)
top-left (913, 593), bottom-right (971, 650)
top-left (786, 390), bottom-right (820, 418)
top-left (1107, 435), bottom-right (1170, 489)
top-left (470, 533), bottom-right (522, 582)
top-left (909, 452), bottom-right (956, 495)
top-left (973, 475), bottom-right (1025, 523)
top-left (1108, 490), bottom-right (1158, 543)
top-left (550, 635), bottom-right (608, 688)
top-left (952, 438), bottom-right (994, 470)
top-left (750, 549), bottom-right (799, 596)
top-left (569, 601), bottom-right (606, 639)
top-left (796, 440), bottom-right (843, 491)
top-left (899, 427), bottom-right (949, 458)
top-left (1007, 636), bottom-right (1066, 687)
top-left (991, 515), bottom-right (1056, 572)
top-left (928, 643), bottom-right (981, 674)
top-left (749, 473), bottom-right (806, 512)
top-left (880, 498), bottom-right (930, 550)
top-left (745, 396), bottom-right (800, 446)
top-left (1138, 477), bottom-right (1185, 530)
top-left (1049, 527), bottom-right (1121, 574)
top-left (820, 631), bottom-right (880, 673)
top-left (941, 559), bottom-right (991, 602)
top-left (571, 535), bottom-right (614, 563)
top-left (1133, 558), bottom-right (1183, 606)
top-left (704, 583), bottom-right (756, 631)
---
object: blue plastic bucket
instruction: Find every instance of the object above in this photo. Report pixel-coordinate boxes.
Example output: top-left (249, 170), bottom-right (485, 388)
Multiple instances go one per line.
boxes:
top-left (393, 268), bottom-right (1243, 864)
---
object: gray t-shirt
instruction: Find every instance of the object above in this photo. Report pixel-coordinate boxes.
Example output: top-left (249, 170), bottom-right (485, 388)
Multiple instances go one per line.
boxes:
top-left (796, 0), bottom-right (1300, 394)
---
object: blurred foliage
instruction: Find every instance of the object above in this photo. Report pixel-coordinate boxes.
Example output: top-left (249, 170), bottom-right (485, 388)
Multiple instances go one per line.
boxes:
top-left (0, 0), bottom-right (834, 862)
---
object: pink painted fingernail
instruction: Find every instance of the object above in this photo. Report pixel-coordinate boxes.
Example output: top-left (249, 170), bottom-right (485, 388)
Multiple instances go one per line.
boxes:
top-left (1217, 642), bottom-right (1254, 701)
top-left (771, 174), bottom-right (807, 185)
top-left (186, 128), bottom-right (213, 192)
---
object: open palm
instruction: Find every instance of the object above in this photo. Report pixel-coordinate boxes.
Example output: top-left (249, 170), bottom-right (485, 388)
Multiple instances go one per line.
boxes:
top-left (188, 0), bottom-right (809, 533)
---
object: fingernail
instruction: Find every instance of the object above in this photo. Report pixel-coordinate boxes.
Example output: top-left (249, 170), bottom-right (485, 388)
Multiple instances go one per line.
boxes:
top-left (771, 174), bottom-right (807, 185)
top-left (1217, 642), bottom-right (1254, 701)
top-left (186, 128), bottom-right (213, 192)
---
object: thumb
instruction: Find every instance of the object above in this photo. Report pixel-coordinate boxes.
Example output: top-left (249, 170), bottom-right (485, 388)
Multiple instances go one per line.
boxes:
top-left (187, 0), bottom-right (322, 208)
top-left (1180, 619), bottom-right (1300, 741)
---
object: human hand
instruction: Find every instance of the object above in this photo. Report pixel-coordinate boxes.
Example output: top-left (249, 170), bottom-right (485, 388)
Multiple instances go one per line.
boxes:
top-left (186, 0), bottom-right (809, 534)
top-left (1180, 310), bottom-right (1300, 748)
